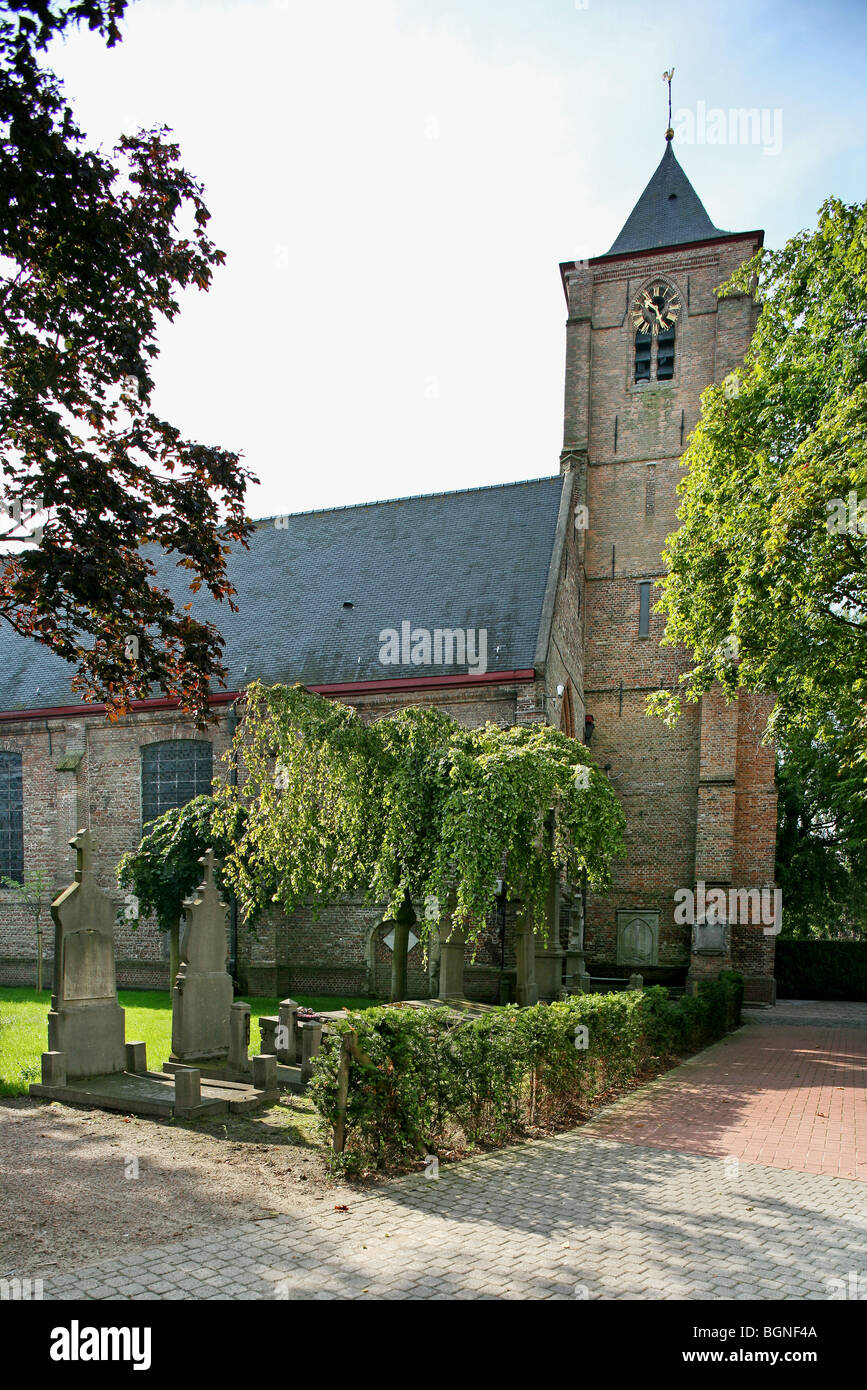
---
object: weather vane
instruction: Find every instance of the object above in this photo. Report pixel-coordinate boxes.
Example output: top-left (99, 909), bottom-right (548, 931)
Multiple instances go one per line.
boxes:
top-left (662, 67), bottom-right (675, 141)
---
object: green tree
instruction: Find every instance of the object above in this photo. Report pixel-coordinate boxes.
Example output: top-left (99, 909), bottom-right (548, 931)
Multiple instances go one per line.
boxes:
top-left (648, 197), bottom-right (867, 780)
top-left (0, 1), bottom-right (253, 724)
top-left (776, 728), bottom-right (867, 939)
top-left (116, 793), bottom-right (253, 985)
top-left (214, 683), bottom-right (626, 999)
top-left (0, 865), bottom-right (52, 989)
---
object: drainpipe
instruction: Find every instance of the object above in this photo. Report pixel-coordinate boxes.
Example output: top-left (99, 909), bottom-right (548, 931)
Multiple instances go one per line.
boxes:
top-left (226, 700), bottom-right (240, 984)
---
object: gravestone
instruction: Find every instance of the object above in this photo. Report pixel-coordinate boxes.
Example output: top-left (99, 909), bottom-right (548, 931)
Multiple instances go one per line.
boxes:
top-left (228, 1001), bottom-right (252, 1078)
top-left (169, 849), bottom-right (234, 1066)
top-left (45, 829), bottom-right (126, 1079)
top-left (32, 837), bottom-right (277, 1119)
top-left (277, 998), bottom-right (299, 1062)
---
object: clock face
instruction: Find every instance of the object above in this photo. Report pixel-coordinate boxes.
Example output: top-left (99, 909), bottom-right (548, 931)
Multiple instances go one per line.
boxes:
top-left (631, 281), bottom-right (681, 337)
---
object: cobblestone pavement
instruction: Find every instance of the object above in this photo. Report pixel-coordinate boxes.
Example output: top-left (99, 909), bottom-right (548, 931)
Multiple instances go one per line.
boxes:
top-left (38, 1006), bottom-right (867, 1300)
top-left (42, 1133), bottom-right (866, 1301)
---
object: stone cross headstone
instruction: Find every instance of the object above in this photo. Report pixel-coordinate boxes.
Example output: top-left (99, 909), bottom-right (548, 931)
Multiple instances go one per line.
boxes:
top-left (47, 828), bottom-right (126, 1079)
top-left (170, 849), bottom-right (234, 1065)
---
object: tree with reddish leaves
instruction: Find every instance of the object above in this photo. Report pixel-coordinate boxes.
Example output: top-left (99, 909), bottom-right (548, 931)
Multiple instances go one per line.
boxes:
top-left (0, 1), bottom-right (255, 725)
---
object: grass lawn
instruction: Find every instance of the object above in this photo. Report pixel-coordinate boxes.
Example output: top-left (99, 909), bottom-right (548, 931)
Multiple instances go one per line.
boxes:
top-left (0, 987), bottom-right (377, 1097)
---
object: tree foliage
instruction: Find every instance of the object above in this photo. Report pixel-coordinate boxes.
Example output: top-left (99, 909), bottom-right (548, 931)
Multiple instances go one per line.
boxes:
top-left (116, 793), bottom-right (253, 934)
top-left (648, 197), bottom-right (867, 779)
top-left (0, 864), bottom-right (52, 921)
top-left (0, 1), bottom-right (253, 724)
top-left (213, 682), bottom-right (626, 944)
top-left (776, 729), bottom-right (867, 939)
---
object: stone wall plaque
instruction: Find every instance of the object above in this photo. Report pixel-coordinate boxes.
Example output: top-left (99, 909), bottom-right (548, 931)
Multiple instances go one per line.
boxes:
top-left (616, 910), bottom-right (659, 968)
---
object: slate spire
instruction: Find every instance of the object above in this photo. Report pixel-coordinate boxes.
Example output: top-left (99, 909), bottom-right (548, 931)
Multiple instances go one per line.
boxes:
top-left (606, 141), bottom-right (727, 256)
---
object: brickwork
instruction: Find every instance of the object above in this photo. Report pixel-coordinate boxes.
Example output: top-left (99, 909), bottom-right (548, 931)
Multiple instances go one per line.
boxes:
top-left (0, 166), bottom-right (779, 1001)
top-left (0, 686), bottom-right (531, 996)
top-left (565, 227), bottom-right (776, 986)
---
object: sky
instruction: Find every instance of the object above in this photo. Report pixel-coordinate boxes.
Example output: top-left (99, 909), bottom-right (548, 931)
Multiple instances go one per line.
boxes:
top-left (48, 0), bottom-right (867, 520)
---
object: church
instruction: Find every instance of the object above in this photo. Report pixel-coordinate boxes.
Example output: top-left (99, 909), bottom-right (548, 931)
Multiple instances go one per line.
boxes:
top-left (0, 136), bottom-right (778, 1004)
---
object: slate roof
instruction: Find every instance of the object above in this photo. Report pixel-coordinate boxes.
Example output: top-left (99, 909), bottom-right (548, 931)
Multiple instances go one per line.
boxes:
top-left (606, 141), bottom-right (727, 256)
top-left (0, 475), bottom-right (567, 713)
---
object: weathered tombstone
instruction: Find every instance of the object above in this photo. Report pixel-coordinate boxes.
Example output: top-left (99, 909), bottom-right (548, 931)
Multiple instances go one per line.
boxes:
top-left (44, 829), bottom-right (126, 1080)
top-left (299, 1021), bottom-right (323, 1085)
top-left (251, 1053), bottom-right (277, 1091)
top-left (41, 1051), bottom-right (66, 1087)
top-left (535, 861), bottom-right (565, 1002)
top-left (174, 1066), bottom-right (202, 1116)
top-left (514, 906), bottom-right (538, 1007)
top-left (32, 840), bottom-right (276, 1119)
top-left (438, 923), bottom-right (466, 1000)
top-left (125, 1041), bottom-right (147, 1074)
top-left (169, 849), bottom-right (234, 1066)
top-left (437, 892), bottom-right (466, 1001)
top-left (228, 1001), bottom-right (252, 1077)
top-left (258, 1015), bottom-right (278, 1056)
top-left (277, 998), bottom-right (300, 1062)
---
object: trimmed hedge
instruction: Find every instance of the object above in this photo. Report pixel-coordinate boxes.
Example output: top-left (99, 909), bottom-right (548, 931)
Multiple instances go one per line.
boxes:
top-left (308, 972), bottom-right (743, 1172)
top-left (775, 940), bottom-right (867, 1000)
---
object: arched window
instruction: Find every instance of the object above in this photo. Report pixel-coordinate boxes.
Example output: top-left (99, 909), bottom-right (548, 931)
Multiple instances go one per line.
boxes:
top-left (0, 751), bottom-right (24, 882)
top-left (559, 683), bottom-right (576, 738)
top-left (141, 740), bottom-right (213, 831)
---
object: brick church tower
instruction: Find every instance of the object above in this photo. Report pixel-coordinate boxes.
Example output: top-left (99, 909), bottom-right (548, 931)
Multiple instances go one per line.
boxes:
top-left (560, 136), bottom-right (778, 1004)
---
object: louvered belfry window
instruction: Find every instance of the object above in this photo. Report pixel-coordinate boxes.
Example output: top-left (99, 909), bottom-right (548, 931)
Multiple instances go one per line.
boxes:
top-left (656, 327), bottom-right (675, 380)
top-left (0, 751), bottom-right (24, 882)
top-left (141, 740), bottom-right (213, 831)
top-left (634, 332), bottom-right (652, 382)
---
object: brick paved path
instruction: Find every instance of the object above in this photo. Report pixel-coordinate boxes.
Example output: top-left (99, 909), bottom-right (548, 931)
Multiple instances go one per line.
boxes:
top-left (42, 1005), bottom-right (867, 1301)
top-left (590, 1005), bottom-right (867, 1180)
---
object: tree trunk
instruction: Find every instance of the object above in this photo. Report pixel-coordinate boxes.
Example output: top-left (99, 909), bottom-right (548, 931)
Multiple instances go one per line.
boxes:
top-left (389, 891), bottom-right (416, 1003)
